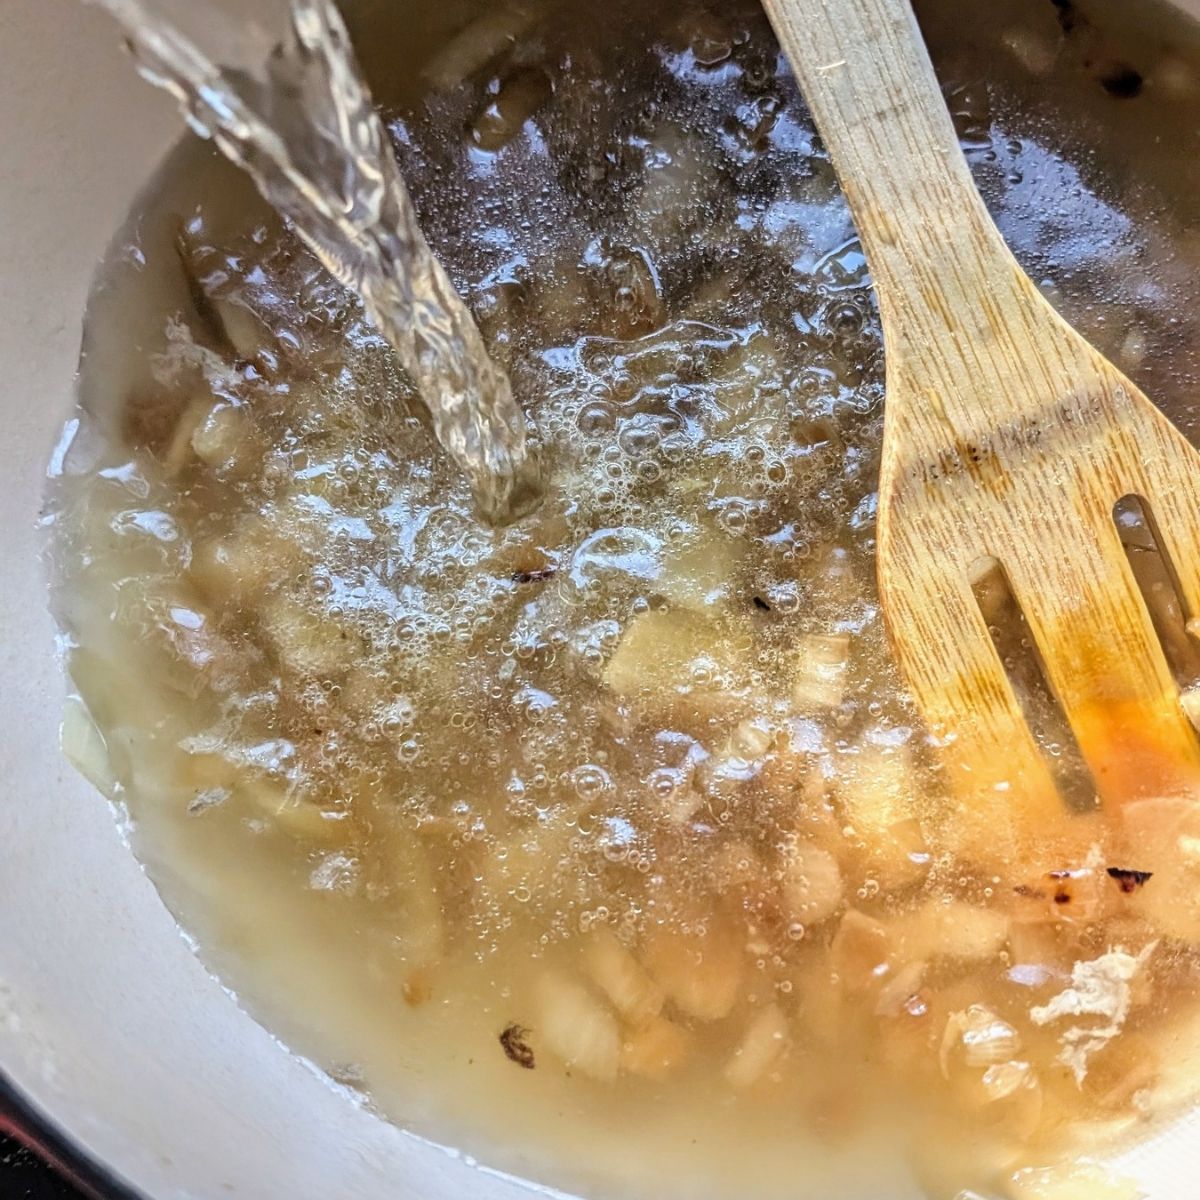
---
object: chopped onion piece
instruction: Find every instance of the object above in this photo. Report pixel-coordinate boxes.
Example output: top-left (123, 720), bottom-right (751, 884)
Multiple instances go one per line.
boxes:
top-left (643, 916), bottom-right (744, 1021)
top-left (421, 4), bottom-right (542, 91)
top-left (730, 717), bottom-right (775, 760)
top-left (830, 910), bottom-right (891, 993)
top-left (619, 1015), bottom-right (690, 1080)
top-left (783, 844), bottom-right (845, 926)
top-left (899, 901), bottom-right (1010, 963)
top-left (470, 69), bottom-right (552, 152)
top-left (60, 698), bottom-right (117, 799)
top-left (724, 1003), bottom-right (789, 1089)
top-left (602, 608), bottom-right (739, 727)
top-left (941, 1006), bottom-right (1022, 1077)
top-left (1006, 1160), bottom-right (1141, 1200)
top-left (875, 961), bottom-right (926, 1017)
top-left (583, 932), bottom-right (665, 1029)
top-left (1000, 27), bottom-right (1057, 75)
top-left (791, 633), bottom-right (851, 711)
top-left (982, 1059), bottom-right (1036, 1102)
top-left (839, 740), bottom-right (929, 888)
top-left (655, 527), bottom-right (740, 613)
top-left (534, 972), bottom-right (620, 1081)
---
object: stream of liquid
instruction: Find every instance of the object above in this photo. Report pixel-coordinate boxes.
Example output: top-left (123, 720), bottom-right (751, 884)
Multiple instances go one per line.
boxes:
top-left (91, 0), bottom-right (539, 524)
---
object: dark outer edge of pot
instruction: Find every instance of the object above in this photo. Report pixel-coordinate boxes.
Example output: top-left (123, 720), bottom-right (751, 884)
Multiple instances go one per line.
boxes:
top-left (0, 1071), bottom-right (143, 1200)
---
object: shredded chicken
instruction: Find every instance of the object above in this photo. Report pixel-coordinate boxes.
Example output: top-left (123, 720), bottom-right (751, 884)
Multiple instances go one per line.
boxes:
top-left (1030, 946), bottom-right (1156, 1084)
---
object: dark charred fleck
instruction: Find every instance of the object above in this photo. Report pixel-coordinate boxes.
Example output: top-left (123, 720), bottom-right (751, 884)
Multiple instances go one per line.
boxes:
top-left (1107, 867), bottom-right (1154, 894)
top-left (1098, 64), bottom-right (1144, 98)
top-left (752, 595), bottom-right (772, 611)
top-left (512, 566), bottom-right (557, 585)
top-left (1054, 890), bottom-right (1072, 905)
top-left (500, 1022), bottom-right (535, 1069)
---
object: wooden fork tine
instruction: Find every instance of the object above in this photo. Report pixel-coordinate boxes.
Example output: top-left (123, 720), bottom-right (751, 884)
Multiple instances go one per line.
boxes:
top-left (1001, 500), bottom-right (1200, 803)
top-left (1133, 414), bottom-right (1200, 634)
top-left (877, 548), bottom-right (1067, 866)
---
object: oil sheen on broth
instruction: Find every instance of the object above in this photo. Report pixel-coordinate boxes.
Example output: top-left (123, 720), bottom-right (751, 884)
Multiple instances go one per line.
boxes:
top-left (46, 0), bottom-right (1200, 1197)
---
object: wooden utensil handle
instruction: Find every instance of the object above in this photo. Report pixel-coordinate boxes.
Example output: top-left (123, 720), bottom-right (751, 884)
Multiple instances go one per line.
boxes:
top-left (763, 0), bottom-right (1026, 363)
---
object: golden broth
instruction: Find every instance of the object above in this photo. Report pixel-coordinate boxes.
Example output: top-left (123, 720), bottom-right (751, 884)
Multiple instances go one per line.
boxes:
top-left (47, 1), bottom-right (1200, 1197)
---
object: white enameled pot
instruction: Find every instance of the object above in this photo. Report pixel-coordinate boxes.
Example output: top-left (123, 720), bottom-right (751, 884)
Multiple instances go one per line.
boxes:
top-left (2, 1), bottom-right (1200, 1197)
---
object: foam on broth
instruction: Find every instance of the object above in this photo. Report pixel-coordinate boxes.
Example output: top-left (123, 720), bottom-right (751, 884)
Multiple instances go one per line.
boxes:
top-left (45, 0), bottom-right (1200, 1197)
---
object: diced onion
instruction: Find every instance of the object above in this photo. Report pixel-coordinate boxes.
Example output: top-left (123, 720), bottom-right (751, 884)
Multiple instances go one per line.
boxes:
top-left (535, 972), bottom-right (620, 1081)
top-left (724, 1003), bottom-right (789, 1090)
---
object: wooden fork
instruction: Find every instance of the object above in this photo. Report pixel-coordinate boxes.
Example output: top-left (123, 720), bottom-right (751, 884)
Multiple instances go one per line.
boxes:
top-left (762, 0), bottom-right (1200, 861)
